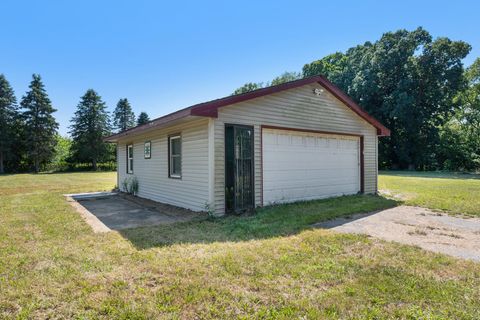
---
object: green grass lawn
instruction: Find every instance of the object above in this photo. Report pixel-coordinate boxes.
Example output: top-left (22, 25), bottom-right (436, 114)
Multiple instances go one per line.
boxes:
top-left (122, 194), bottom-right (396, 249)
top-left (379, 171), bottom-right (480, 216)
top-left (1, 172), bottom-right (479, 319)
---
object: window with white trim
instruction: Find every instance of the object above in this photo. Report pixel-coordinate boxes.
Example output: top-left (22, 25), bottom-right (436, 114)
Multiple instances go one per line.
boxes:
top-left (169, 135), bottom-right (181, 178)
top-left (127, 144), bottom-right (133, 174)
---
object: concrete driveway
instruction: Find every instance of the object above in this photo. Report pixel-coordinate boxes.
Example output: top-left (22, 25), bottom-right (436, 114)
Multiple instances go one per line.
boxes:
top-left (316, 206), bottom-right (480, 262)
top-left (66, 192), bottom-right (201, 232)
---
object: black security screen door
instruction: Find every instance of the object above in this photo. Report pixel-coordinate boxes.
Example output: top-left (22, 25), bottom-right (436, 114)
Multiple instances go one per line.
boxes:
top-left (225, 124), bottom-right (254, 214)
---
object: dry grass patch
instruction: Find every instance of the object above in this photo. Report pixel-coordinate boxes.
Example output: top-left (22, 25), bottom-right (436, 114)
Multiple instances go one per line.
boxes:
top-left (1, 172), bottom-right (479, 319)
top-left (379, 171), bottom-right (480, 216)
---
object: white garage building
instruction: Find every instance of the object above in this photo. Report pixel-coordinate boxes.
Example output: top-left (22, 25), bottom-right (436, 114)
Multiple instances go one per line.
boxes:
top-left (105, 76), bottom-right (390, 215)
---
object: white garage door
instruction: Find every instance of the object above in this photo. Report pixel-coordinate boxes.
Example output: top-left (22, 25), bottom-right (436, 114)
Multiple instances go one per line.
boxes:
top-left (262, 128), bottom-right (360, 205)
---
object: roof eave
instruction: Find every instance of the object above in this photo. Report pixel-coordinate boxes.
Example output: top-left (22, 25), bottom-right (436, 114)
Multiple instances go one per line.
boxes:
top-left (378, 127), bottom-right (391, 137)
top-left (103, 109), bottom-right (193, 142)
top-left (103, 75), bottom-right (391, 142)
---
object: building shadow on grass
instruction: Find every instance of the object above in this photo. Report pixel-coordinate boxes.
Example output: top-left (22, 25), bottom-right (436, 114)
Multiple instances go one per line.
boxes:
top-left (118, 194), bottom-right (399, 250)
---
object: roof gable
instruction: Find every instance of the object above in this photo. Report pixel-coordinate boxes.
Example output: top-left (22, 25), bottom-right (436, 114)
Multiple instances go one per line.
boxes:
top-left (105, 76), bottom-right (389, 142)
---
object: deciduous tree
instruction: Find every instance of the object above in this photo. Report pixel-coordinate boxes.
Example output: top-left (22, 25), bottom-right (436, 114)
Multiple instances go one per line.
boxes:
top-left (303, 28), bottom-right (471, 169)
top-left (232, 82), bottom-right (263, 95)
top-left (270, 71), bottom-right (302, 86)
top-left (232, 71), bottom-right (303, 95)
top-left (438, 58), bottom-right (480, 170)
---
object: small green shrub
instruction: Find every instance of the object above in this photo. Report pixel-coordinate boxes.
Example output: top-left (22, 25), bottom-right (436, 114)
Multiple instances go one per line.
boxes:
top-left (204, 202), bottom-right (217, 219)
top-left (128, 176), bottom-right (139, 195)
top-left (121, 178), bottom-right (129, 192)
top-left (122, 176), bottom-right (139, 195)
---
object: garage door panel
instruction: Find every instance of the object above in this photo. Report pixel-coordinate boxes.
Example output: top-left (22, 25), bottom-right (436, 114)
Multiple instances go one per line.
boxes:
top-left (264, 145), bottom-right (358, 153)
top-left (263, 169), bottom-right (358, 182)
top-left (264, 176), bottom-right (359, 191)
top-left (263, 152), bottom-right (358, 158)
top-left (262, 129), bottom-right (360, 205)
top-left (265, 169), bottom-right (353, 179)
top-left (264, 156), bottom-right (358, 171)
top-left (263, 183), bottom-right (359, 205)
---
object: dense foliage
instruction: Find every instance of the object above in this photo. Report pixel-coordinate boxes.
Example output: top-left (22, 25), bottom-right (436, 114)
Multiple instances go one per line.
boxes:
top-left (137, 111), bottom-right (150, 125)
top-left (303, 28), bottom-right (471, 170)
top-left (0, 75), bottom-right (131, 173)
top-left (69, 89), bottom-right (113, 170)
top-left (113, 98), bottom-right (135, 132)
top-left (0, 27), bottom-right (478, 173)
top-left (270, 71), bottom-right (302, 86)
top-left (437, 58), bottom-right (480, 170)
top-left (21, 74), bottom-right (59, 173)
top-left (232, 72), bottom-right (302, 95)
top-left (235, 28), bottom-right (477, 171)
top-left (232, 82), bottom-right (263, 95)
top-left (0, 75), bottom-right (18, 173)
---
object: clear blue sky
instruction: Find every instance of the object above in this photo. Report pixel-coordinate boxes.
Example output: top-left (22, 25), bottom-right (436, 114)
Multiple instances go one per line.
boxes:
top-left (1, 0), bottom-right (478, 135)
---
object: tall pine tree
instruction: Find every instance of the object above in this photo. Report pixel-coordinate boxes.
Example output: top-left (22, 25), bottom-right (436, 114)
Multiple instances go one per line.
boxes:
top-left (0, 74), bottom-right (19, 174)
top-left (113, 98), bottom-right (135, 132)
top-left (21, 74), bottom-right (58, 173)
top-left (70, 89), bottom-right (111, 170)
top-left (137, 111), bottom-right (150, 125)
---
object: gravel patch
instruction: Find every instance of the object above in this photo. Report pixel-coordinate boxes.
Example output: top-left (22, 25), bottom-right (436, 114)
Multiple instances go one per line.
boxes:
top-left (314, 206), bottom-right (480, 261)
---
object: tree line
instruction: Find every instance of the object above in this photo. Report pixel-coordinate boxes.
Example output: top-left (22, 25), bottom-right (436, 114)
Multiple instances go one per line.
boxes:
top-left (2, 27), bottom-right (478, 174)
top-left (0, 74), bottom-right (151, 173)
top-left (234, 27), bottom-right (480, 171)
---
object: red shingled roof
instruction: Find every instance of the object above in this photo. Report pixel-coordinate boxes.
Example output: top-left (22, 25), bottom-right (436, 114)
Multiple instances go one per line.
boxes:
top-left (105, 75), bottom-right (390, 141)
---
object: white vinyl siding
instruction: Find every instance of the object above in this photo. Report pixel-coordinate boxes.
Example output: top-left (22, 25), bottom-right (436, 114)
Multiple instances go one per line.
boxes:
top-left (114, 83), bottom-right (379, 215)
top-left (117, 144), bottom-right (125, 189)
top-left (213, 82), bottom-right (378, 214)
top-left (117, 118), bottom-right (209, 212)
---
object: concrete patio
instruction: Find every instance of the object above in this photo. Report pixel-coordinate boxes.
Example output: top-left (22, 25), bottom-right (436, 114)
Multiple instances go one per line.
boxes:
top-left (66, 192), bottom-right (202, 232)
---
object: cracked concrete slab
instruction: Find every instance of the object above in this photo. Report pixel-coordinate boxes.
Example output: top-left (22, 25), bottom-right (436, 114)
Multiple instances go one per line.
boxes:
top-left (315, 206), bottom-right (480, 262)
